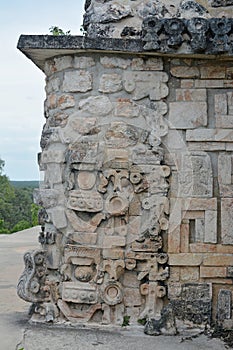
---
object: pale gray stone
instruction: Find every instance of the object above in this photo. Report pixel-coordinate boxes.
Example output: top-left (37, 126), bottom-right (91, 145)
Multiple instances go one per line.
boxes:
top-left (178, 152), bottom-right (213, 197)
top-left (215, 93), bottom-right (228, 115)
top-left (123, 71), bottom-right (169, 101)
top-left (195, 218), bottom-right (205, 242)
top-left (63, 71), bottom-right (92, 92)
top-left (57, 94), bottom-right (75, 110)
top-left (79, 95), bottom-right (113, 115)
top-left (99, 73), bottom-right (122, 93)
top-left (186, 129), bottom-right (233, 142)
top-left (54, 56), bottom-right (73, 71)
top-left (204, 210), bottom-right (217, 244)
top-left (100, 56), bottom-right (131, 69)
top-left (48, 207), bottom-right (67, 229)
top-left (218, 153), bottom-right (232, 185)
top-left (73, 56), bottom-right (95, 69)
top-left (131, 57), bottom-right (163, 71)
top-left (216, 115), bottom-right (233, 128)
top-left (85, 2), bottom-right (132, 24)
top-left (114, 100), bottom-right (140, 118)
top-left (169, 102), bottom-right (207, 129)
top-left (46, 77), bottom-right (60, 93)
top-left (41, 150), bottom-right (65, 164)
top-left (221, 198), bottom-right (233, 245)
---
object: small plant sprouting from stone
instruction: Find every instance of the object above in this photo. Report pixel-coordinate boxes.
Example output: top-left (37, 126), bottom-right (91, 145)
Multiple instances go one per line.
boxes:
top-left (80, 25), bottom-right (87, 35)
top-left (137, 318), bottom-right (147, 326)
top-left (121, 315), bottom-right (130, 327)
top-left (49, 26), bottom-right (71, 36)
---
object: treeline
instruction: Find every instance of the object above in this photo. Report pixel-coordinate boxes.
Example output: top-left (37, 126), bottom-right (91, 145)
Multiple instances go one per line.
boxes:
top-left (0, 158), bottom-right (40, 234)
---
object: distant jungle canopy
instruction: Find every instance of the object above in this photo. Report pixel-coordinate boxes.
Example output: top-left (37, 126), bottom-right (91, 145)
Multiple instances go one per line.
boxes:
top-left (0, 158), bottom-right (40, 233)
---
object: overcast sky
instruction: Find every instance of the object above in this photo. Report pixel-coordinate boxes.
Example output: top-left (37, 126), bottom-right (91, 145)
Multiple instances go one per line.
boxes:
top-left (0, 0), bottom-right (85, 180)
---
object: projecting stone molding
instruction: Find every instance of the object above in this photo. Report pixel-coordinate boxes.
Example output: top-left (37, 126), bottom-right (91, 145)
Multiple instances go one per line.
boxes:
top-left (142, 17), bottom-right (233, 54)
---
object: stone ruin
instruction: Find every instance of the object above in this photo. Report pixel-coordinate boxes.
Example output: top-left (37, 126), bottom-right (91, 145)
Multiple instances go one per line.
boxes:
top-left (17, 0), bottom-right (233, 335)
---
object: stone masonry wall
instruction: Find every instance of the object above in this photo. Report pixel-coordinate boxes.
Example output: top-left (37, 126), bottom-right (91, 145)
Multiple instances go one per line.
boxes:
top-left (18, 53), bottom-right (172, 327)
top-left (16, 0), bottom-right (233, 336)
top-left (17, 48), bottom-right (233, 331)
top-left (165, 58), bottom-right (233, 327)
top-left (83, 0), bottom-right (233, 39)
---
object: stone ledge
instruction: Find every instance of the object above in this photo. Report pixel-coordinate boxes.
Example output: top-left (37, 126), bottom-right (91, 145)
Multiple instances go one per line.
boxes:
top-left (17, 34), bottom-right (233, 72)
top-left (17, 35), bottom-right (143, 71)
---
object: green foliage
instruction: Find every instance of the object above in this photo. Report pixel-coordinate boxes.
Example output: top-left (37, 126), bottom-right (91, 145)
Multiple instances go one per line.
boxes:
top-left (49, 26), bottom-right (71, 36)
top-left (121, 315), bottom-right (130, 327)
top-left (0, 158), bottom-right (5, 175)
top-left (137, 318), bottom-right (147, 325)
top-left (0, 170), bottom-right (16, 232)
top-left (80, 25), bottom-right (87, 35)
top-left (11, 180), bottom-right (39, 188)
top-left (0, 157), bottom-right (39, 233)
top-left (31, 203), bottom-right (40, 226)
top-left (0, 219), bottom-right (10, 234)
top-left (11, 220), bottom-right (31, 233)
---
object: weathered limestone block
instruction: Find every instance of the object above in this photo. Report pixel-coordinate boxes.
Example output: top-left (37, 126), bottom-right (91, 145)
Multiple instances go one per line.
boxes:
top-left (114, 99), bottom-right (140, 118)
top-left (41, 150), bottom-right (65, 164)
top-left (169, 102), bottom-right (207, 129)
top-left (100, 56), bottom-right (131, 69)
top-left (47, 207), bottom-right (67, 230)
top-left (123, 71), bottom-right (168, 100)
top-left (178, 152), bottom-right (213, 198)
top-left (69, 116), bottom-right (98, 135)
top-left (203, 254), bottom-right (233, 266)
top-left (200, 266), bottom-right (227, 278)
top-left (218, 153), bottom-right (233, 197)
top-left (217, 289), bottom-right (232, 323)
top-left (131, 57), bottom-right (163, 71)
top-left (171, 66), bottom-right (200, 79)
top-left (63, 71), bottom-right (92, 92)
top-left (57, 94), bottom-right (75, 110)
top-left (84, 2), bottom-right (132, 25)
top-left (99, 73), bottom-right (122, 93)
top-left (53, 56), bottom-right (73, 72)
top-left (221, 198), bottom-right (233, 244)
top-left (73, 56), bottom-right (95, 69)
top-left (175, 88), bottom-right (206, 102)
top-left (215, 93), bottom-right (228, 115)
top-left (180, 267), bottom-right (199, 282)
top-left (79, 95), bottom-right (113, 115)
top-left (46, 77), bottom-right (60, 93)
top-left (186, 129), bottom-right (233, 142)
top-left (44, 56), bottom-right (73, 76)
top-left (168, 198), bottom-right (217, 253)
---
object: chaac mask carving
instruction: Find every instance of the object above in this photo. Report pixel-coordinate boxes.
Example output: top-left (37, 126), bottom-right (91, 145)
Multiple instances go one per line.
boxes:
top-left (17, 52), bottom-right (171, 325)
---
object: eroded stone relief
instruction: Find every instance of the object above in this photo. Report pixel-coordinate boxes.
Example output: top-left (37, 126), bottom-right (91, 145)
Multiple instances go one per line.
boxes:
top-left (18, 54), bottom-right (171, 326)
top-left (17, 0), bottom-right (233, 335)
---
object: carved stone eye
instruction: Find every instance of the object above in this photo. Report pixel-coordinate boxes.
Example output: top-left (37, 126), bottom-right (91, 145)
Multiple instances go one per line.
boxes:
top-left (76, 199), bottom-right (86, 208)
top-left (130, 172), bottom-right (142, 184)
top-left (30, 280), bottom-right (40, 294)
top-left (34, 254), bottom-right (44, 265)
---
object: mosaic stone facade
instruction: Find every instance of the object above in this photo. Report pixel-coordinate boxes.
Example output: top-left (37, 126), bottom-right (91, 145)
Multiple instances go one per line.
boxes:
top-left (17, 0), bottom-right (233, 334)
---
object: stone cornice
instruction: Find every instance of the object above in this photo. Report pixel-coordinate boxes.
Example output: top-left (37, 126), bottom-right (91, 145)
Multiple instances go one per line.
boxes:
top-left (18, 22), bottom-right (233, 72)
top-left (17, 35), bottom-right (143, 71)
